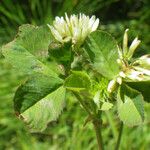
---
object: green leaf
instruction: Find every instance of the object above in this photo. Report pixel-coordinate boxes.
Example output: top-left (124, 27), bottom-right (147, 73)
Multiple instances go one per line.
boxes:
top-left (93, 91), bottom-right (101, 106)
top-left (93, 91), bottom-right (113, 110)
top-left (83, 30), bottom-right (119, 79)
top-left (101, 102), bottom-right (113, 111)
top-left (16, 24), bottom-right (53, 59)
top-left (64, 71), bottom-right (91, 92)
top-left (48, 41), bottom-right (72, 65)
top-left (117, 84), bottom-right (144, 126)
top-left (21, 86), bottom-right (66, 132)
top-left (14, 73), bottom-right (63, 113)
top-left (2, 24), bottom-right (59, 77)
top-left (127, 81), bottom-right (150, 103)
top-left (14, 73), bottom-right (65, 132)
top-left (2, 41), bottom-right (57, 77)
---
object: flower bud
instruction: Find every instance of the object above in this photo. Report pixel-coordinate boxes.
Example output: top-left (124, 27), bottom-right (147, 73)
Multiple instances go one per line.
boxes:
top-left (116, 77), bottom-right (122, 85)
top-left (107, 79), bottom-right (117, 93)
top-left (123, 29), bottom-right (129, 56)
top-left (127, 37), bottom-right (141, 59)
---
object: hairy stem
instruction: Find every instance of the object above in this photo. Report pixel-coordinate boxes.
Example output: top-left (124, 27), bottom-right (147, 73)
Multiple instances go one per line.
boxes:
top-left (115, 122), bottom-right (123, 150)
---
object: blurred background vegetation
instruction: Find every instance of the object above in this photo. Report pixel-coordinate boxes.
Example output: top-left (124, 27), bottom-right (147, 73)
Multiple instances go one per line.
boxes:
top-left (0, 0), bottom-right (150, 149)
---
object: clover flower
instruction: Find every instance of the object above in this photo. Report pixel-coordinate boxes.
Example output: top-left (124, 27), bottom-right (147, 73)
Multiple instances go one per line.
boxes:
top-left (117, 29), bottom-right (150, 82)
top-left (107, 29), bottom-right (150, 93)
top-left (48, 13), bottom-right (99, 47)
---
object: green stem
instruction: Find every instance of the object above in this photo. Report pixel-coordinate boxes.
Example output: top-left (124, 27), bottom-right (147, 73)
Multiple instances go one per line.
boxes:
top-left (92, 117), bottom-right (104, 150)
top-left (105, 111), bottom-right (118, 141)
top-left (115, 122), bottom-right (123, 150)
top-left (73, 92), bottom-right (91, 115)
top-left (73, 92), bottom-right (104, 150)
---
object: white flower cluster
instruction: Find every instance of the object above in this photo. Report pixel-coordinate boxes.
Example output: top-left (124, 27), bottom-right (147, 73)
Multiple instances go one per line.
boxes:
top-left (107, 29), bottom-right (150, 93)
top-left (118, 29), bottom-right (150, 82)
top-left (48, 13), bottom-right (99, 46)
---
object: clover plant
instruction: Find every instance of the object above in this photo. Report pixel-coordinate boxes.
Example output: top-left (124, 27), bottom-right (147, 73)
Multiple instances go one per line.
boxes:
top-left (2, 13), bottom-right (150, 150)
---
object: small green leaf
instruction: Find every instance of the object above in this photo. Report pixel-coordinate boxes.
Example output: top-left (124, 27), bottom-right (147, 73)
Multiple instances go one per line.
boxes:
top-left (91, 77), bottom-right (109, 102)
top-left (21, 86), bottom-right (66, 132)
top-left (127, 81), bottom-right (150, 103)
top-left (64, 71), bottom-right (91, 91)
top-left (93, 91), bottom-right (101, 106)
top-left (83, 30), bottom-right (120, 79)
top-left (117, 84), bottom-right (144, 126)
top-left (93, 91), bottom-right (113, 110)
top-left (101, 102), bottom-right (113, 111)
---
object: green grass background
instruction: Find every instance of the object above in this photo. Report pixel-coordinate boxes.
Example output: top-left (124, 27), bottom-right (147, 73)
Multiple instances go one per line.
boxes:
top-left (0, 0), bottom-right (150, 149)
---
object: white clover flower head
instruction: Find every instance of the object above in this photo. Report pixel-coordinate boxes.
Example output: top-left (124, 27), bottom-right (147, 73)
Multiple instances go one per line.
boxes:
top-left (48, 13), bottom-right (99, 46)
top-left (108, 29), bottom-right (149, 91)
top-left (115, 29), bottom-right (150, 82)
